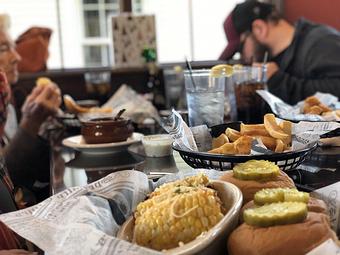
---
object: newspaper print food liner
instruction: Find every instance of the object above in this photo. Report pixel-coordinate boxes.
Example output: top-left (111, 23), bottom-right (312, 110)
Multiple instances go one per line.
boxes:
top-left (311, 182), bottom-right (340, 237)
top-left (78, 84), bottom-right (160, 124)
top-left (0, 169), bottom-right (224, 255)
top-left (257, 90), bottom-right (340, 122)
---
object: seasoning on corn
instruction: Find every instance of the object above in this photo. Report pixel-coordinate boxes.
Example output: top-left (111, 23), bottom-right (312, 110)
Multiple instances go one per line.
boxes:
top-left (133, 174), bottom-right (225, 251)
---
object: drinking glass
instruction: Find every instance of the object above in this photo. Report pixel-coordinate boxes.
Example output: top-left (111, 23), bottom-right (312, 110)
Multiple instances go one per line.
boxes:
top-left (84, 71), bottom-right (111, 103)
top-left (232, 66), bottom-right (267, 123)
top-left (184, 70), bottom-right (226, 127)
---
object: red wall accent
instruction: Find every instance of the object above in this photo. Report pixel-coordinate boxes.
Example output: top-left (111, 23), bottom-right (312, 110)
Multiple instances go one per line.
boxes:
top-left (284, 0), bottom-right (340, 30)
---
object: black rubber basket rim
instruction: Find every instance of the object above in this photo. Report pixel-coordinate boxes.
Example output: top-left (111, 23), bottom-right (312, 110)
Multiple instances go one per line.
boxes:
top-left (173, 142), bottom-right (317, 162)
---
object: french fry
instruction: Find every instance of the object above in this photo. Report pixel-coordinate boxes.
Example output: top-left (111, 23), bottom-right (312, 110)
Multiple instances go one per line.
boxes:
top-left (208, 147), bottom-right (223, 154)
top-left (303, 103), bottom-right (311, 114)
top-left (336, 110), bottom-right (340, 118)
top-left (212, 133), bottom-right (229, 149)
top-left (64, 94), bottom-right (112, 114)
top-left (305, 96), bottom-right (321, 106)
top-left (307, 105), bottom-right (323, 115)
top-left (208, 142), bottom-right (236, 155)
top-left (64, 95), bottom-right (90, 113)
top-left (234, 136), bottom-right (253, 154)
top-left (256, 136), bottom-right (277, 151)
top-left (303, 96), bottom-right (332, 115)
top-left (319, 103), bottom-right (332, 112)
top-left (220, 143), bottom-right (237, 155)
top-left (207, 113), bottom-right (294, 155)
top-left (240, 123), bottom-right (270, 137)
top-left (275, 139), bottom-right (285, 153)
top-left (89, 107), bottom-right (113, 113)
top-left (279, 120), bottom-right (292, 145)
top-left (264, 114), bottom-right (289, 140)
top-left (225, 128), bottom-right (241, 142)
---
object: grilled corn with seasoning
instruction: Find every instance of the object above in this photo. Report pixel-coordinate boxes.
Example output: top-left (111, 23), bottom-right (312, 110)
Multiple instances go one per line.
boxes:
top-left (133, 174), bottom-right (224, 251)
top-left (149, 173), bottom-right (209, 198)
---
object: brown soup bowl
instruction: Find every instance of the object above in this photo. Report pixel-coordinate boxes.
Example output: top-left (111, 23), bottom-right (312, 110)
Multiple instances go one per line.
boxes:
top-left (81, 117), bottom-right (134, 144)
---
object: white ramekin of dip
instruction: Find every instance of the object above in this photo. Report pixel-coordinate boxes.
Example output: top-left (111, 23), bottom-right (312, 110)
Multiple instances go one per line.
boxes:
top-left (142, 134), bottom-right (173, 157)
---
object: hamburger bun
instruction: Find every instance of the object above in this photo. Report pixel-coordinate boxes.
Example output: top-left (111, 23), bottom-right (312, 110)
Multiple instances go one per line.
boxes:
top-left (228, 212), bottom-right (338, 255)
top-left (240, 197), bottom-right (328, 223)
top-left (219, 170), bottom-right (295, 204)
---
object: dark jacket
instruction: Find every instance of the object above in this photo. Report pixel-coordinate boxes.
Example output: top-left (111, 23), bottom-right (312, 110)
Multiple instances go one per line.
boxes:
top-left (268, 18), bottom-right (340, 104)
top-left (3, 127), bottom-right (50, 201)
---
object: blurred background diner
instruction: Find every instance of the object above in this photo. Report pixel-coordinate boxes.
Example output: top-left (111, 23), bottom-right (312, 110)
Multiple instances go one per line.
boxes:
top-left (0, 0), bottom-right (340, 253)
top-left (0, 0), bottom-right (339, 195)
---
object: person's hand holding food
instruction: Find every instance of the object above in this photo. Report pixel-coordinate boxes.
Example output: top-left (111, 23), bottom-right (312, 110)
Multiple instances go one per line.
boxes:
top-left (20, 78), bottom-right (61, 136)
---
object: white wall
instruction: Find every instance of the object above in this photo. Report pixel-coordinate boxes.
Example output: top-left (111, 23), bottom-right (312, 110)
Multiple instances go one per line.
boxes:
top-left (141, 0), bottom-right (192, 63)
top-left (192, 0), bottom-right (242, 60)
top-left (141, 0), bottom-right (242, 62)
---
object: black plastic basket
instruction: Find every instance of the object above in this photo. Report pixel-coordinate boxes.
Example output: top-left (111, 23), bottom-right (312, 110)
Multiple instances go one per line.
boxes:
top-left (173, 122), bottom-right (317, 171)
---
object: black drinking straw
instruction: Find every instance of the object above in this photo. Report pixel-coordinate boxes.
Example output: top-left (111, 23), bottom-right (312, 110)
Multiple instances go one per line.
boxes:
top-left (185, 57), bottom-right (197, 89)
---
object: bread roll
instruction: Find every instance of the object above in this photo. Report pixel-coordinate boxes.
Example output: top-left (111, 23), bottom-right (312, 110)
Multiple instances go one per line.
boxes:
top-left (228, 212), bottom-right (338, 255)
top-left (36, 77), bottom-right (52, 87)
top-left (219, 170), bottom-right (295, 204)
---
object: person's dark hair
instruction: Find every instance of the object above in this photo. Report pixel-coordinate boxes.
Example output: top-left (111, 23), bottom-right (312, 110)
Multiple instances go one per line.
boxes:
top-left (265, 8), bottom-right (282, 25)
top-left (232, 1), bottom-right (282, 34)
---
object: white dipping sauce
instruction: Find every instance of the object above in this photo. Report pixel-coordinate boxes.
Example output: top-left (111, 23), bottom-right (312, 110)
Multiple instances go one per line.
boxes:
top-left (142, 134), bottom-right (173, 157)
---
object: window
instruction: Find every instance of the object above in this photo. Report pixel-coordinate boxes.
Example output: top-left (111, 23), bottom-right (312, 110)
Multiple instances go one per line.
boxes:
top-left (0, 0), bottom-right (241, 69)
top-left (82, 0), bottom-right (120, 67)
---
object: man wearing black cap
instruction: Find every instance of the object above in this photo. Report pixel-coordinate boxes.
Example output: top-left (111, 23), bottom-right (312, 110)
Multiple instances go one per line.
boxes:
top-left (219, 0), bottom-right (340, 104)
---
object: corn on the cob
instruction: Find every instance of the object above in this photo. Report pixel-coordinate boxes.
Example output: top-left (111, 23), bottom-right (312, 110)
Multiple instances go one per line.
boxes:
top-left (133, 174), bottom-right (224, 251)
top-left (149, 173), bottom-right (209, 198)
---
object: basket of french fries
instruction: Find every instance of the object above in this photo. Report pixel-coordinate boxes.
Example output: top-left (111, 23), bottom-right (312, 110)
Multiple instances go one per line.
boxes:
top-left (172, 114), bottom-right (317, 171)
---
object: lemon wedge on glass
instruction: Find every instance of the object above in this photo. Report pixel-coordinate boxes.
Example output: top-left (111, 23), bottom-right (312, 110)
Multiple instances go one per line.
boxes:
top-left (233, 64), bottom-right (244, 70)
top-left (210, 64), bottom-right (234, 77)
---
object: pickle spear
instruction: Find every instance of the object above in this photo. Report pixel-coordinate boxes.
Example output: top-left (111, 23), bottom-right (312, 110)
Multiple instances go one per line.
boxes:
top-left (233, 160), bottom-right (279, 181)
top-left (254, 188), bottom-right (310, 206)
top-left (244, 202), bottom-right (308, 227)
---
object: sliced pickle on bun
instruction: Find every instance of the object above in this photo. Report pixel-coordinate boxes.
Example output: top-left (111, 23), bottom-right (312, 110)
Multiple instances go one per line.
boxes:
top-left (233, 160), bottom-right (279, 181)
top-left (243, 202), bottom-right (308, 227)
top-left (254, 188), bottom-right (310, 206)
